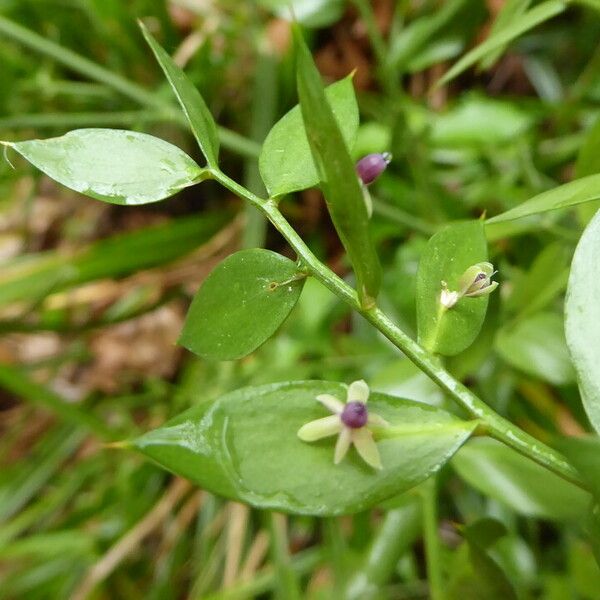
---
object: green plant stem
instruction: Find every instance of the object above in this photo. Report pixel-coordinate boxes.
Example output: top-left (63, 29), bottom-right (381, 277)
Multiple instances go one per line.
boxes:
top-left (422, 478), bottom-right (444, 600)
top-left (211, 168), bottom-right (584, 490)
top-left (0, 15), bottom-right (260, 158)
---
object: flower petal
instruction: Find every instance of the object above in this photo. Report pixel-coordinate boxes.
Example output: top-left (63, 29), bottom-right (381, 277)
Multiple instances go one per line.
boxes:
top-left (316, 394), bottom-right (344, 414)
top-left (334, 427), bottom-right (352, 464)
top-left (352, 428), bottom-right (383, 470)
top-left (346, 380), bottom-right (370, 404)
top-left (367, 413), bottom-right (390, 428)
top-left (464, 280), bottom-right (498, 298)
top-left (297, 415), bottom-right (342, 442)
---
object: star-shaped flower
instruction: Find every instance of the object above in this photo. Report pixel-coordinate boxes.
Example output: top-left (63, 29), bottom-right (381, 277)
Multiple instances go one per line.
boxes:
top-left (297, 380), bottom-right (389, 469)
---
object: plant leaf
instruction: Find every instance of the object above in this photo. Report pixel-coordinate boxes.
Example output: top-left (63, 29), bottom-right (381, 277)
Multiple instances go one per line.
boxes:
top-left (133, 381), bottom-right (476, 515)
top-left (486, 174), bottom-right (600, 224)
top-left (566, 210), bottom-right (600, 432)
top-left (438, 0), bottom-right (566, 86)
top-left (293, 27), bottom-right (381, 307)
top-left (140, 22), bottom-right (219, 167)
top-left (477, 0), bottom-right (532, 70)
top-left (448, 518), bottom-right (517, 600)
top-left (555, 436), bottom-right (600, 501)
top-left (495, 312), bottom-right (575, 385)
top-left (416, 220), bottom-right (490, 356)
top-left (6, 129), bottom-right (203, 205)
top-left (452, 438), bottom-right (590, 521)
top-left (259, 77), bottom-right (359, 198)
top-left (179, 249), bottom-right (305, 360)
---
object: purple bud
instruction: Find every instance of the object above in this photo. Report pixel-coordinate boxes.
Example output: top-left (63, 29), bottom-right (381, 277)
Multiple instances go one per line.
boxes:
top-left (341, 401), bottom-right (368, 429)
top-left (356, 152), bottom-right (392, 185)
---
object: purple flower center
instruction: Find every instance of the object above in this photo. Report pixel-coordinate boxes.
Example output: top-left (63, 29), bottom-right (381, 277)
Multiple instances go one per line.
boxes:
top-left (341, 401), bottom-right (368, 428)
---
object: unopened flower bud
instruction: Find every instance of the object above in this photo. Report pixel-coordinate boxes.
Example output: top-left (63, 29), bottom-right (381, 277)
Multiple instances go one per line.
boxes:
top-left (458, 262), bottom-right (498, 298)
top-left (440, 263), bottom-right (498, 310)
top-left (356, 152), bottom-right (391, 185)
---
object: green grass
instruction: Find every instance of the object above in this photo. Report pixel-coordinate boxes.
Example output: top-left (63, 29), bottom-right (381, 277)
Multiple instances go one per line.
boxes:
top-left (1, 0), bottom-right (600, 598)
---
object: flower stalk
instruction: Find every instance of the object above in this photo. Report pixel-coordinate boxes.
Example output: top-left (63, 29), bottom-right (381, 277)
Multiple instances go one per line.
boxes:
top-left (212, 167), bottom-right (585, 491)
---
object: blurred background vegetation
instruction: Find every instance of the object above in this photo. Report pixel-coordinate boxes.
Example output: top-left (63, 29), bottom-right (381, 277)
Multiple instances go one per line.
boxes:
top-left (1, 0), bottom-right (600, 598)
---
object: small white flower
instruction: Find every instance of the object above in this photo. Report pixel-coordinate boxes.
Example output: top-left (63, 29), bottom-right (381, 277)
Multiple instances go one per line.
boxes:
top-left (297, 380), bottom-right (389, 470)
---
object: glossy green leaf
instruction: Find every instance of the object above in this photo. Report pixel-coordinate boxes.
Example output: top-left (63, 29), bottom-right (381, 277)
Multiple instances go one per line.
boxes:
top-left (438, 0), bottom-right (566, 86)
top-left (453, 438), bottom-right (590, 521)
top-left (566, 210), bottom-right (600, 432)
top-left (259, 77), bottom-right (359, 198)
top-left (140, 22), bottom-right (219, 167)
top-left (417, 221), bottom-right (490, 356)
top-left (179, 249), bottom-right (305, 360)
top-left (133, 381), bottom-right (476, 515)
top-left (495, 312), bottom-right (575, 385)
top-left (293, 28), bottom-right (381, 307)
top-left (5, 129), bottom-right (203, 205)
top-left (487, 174), bottom-right (600, 224)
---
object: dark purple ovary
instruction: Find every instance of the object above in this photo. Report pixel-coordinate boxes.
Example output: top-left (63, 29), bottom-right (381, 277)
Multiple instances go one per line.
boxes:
top-left (355, 152), bottom-right (391, 185)
top-left (341, 401), bottom-right (368, 429)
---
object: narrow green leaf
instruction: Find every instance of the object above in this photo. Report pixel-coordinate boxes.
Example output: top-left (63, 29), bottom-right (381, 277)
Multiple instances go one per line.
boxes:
top-left (179, 249), bottom-right (305, 360)
top-left (6, 129), bottom-right (203, 205)
top-left (453, 438), bottom-right (590, 521)
top-left (259, 77), bottom-right (359, 198)
top-left (438, 0), bottom-right (566, 87)
top-left (495, 312), bottom-right (575, 385)
top-left (388, 0), bottom-right (470, 71)
top-left (140, 21), bottom-right (220, 167)
top-left (0, 212), bottom-right (228, 308)
top-left (477, 0), bottom-right (532, 70)
top-left (293, 27), bottom-right (381, 307)
top-left (566, 210), bottom-right (600, 432)
top-left (416, 221), bottom-right (490, 356)
top-left (487, 174), bottom-right (600, 224)
top-left (575, 116), bottom-right (600, 225)
top-left (133, 381), bottom-right (476, 515)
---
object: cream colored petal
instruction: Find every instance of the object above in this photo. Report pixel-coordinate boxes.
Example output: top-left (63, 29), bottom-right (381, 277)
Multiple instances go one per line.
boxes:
top-left (334, 427), bottom-right (352, 464)
top-left (352, 428), bottom-right (383, 470)
top-left (297, 415), bottom-right (342, 442)
top-left (346, 379), bottom-right (370, 404)
top-left (316, 394), bottom-right (344, 414)
top-left (367, 413), bottom-right (390, 428)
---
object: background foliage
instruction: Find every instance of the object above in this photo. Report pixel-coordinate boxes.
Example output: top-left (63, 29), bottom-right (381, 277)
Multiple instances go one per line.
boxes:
top-left (1, 0), bottom-right (600, 598)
